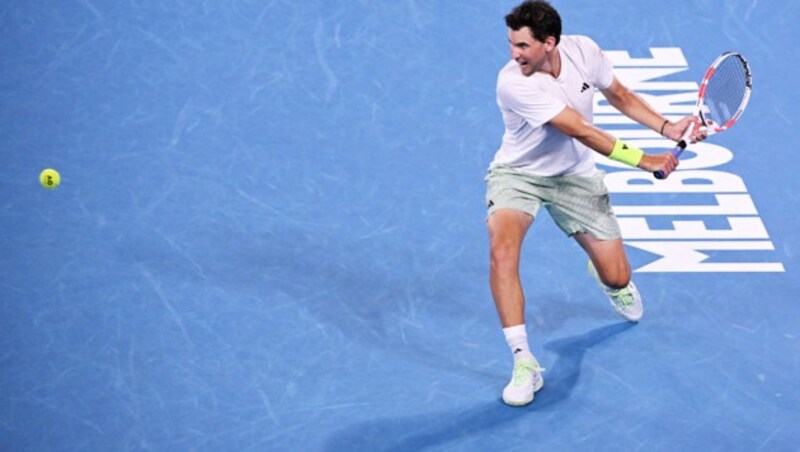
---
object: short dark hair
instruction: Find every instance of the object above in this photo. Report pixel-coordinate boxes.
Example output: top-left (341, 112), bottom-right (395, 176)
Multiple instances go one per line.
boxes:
top-left (504, 0), bottom-right (561, 45)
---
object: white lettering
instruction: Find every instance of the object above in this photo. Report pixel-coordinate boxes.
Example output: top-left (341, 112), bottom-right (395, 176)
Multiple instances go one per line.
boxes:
top-left (619, 217), bottom-right (769, 239)
top-left (611, 68), bottom-right (697, 91)
top-left (605, 48), bottom-right (688, 67)
top-left (626, 241), bottom-right (785, 272)
top-left (612, 194), bottom-right (757, 216)
top-left (605, 170), bottom-right (747, 193)
top-left (598, 46), bottom-right (783, 272)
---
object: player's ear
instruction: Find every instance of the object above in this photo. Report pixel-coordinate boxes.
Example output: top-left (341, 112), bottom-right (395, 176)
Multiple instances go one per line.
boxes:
top-left (543, 35), bottom-right (557, 51)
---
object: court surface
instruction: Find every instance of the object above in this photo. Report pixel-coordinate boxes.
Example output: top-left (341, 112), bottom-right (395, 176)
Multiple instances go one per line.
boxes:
top-left (2, 1), bottom-right (799, 450)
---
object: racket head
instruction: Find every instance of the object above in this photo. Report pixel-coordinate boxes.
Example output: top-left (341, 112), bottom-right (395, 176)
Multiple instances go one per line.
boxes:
top-left (696, 52), bottom-right (752, 133)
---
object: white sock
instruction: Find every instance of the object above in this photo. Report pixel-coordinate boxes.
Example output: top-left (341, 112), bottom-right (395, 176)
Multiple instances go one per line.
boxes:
top-left (503, 324), bottom-right (533, 361)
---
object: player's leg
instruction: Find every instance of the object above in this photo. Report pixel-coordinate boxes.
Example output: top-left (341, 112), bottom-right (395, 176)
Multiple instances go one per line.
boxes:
top-left (485, 168), bottom-right (550, 405)
top-left (487, 209), bottom-right (544, 405)
top-left (573, 233), bottom-right (630, 288)
top-left (544, 172), bottom-right (642, 322)
top-left (487, 208), bottom-right (533, 328)
top-left (574, 233), bottom-right (643, 322)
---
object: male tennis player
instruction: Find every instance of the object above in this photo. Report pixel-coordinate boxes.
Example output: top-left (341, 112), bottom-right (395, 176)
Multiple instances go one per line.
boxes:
top-left (487, 0), bottom-right (706, 406)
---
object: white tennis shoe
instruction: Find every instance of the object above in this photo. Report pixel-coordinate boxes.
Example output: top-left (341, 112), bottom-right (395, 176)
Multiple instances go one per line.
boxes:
top-left (502, 356), bottom-right (544, 406)
top-left (588, 261), bottom-right (644, 322)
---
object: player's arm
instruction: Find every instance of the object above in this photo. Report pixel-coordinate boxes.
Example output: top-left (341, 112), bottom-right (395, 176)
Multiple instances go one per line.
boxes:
top-left (547, 106), bottom-right (678, 175)
top-left (600, 77), bottom-right (702, 142)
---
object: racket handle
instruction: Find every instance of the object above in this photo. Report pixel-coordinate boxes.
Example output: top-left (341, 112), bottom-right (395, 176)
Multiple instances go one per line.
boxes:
top-left (654, 144), bottom-right (686, 179)
top-left (654, 121), bottom-right (695, 180)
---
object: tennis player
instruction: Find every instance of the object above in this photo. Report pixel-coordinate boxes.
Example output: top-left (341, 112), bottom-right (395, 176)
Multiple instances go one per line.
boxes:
top-left (487, 0), bottom-right (706, 406)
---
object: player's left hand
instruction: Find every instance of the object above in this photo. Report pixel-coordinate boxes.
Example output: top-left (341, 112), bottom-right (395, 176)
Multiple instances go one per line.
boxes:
top-left (662, 116), bottom-right (707, 143)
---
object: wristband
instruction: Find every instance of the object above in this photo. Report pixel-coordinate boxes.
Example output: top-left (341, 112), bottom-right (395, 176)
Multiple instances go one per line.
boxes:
top-left (609, 139), bottom-right (644, 167)
top-left (659, 119), bottom-right (669, 136)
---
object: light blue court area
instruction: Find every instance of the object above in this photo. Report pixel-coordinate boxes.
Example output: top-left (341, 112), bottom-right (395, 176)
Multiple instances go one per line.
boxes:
top-left (2, 1), bottom-right (799, 450)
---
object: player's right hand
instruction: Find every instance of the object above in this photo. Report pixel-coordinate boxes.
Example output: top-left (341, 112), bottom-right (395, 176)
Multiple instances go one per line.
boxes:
top-left (638, 152), bottom-right (679, 176)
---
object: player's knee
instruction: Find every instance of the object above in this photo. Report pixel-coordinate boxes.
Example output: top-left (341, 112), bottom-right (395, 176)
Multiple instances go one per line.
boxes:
top-left (598, 265), bottom-right (632, 289)
top-left (490, 239), bottom-right (520, 272)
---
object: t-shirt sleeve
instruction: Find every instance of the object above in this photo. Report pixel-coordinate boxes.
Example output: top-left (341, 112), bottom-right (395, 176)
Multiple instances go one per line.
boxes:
top-left (587, 38), bottom-right (615, 90)
top-left (497, 78), bottom-right (566, 128)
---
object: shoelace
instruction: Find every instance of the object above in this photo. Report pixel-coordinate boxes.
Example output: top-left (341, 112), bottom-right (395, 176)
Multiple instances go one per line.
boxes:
top-left (513, 360), bottom-right (545, 386)
top-left (608, 287), bottom-right (634, 308)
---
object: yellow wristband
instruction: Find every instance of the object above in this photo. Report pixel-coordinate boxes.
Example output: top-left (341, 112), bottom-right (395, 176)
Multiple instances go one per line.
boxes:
top-left (609, 139), bottom-right (644, 167)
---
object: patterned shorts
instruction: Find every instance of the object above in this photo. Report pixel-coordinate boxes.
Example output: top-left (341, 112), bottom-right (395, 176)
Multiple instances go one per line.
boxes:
top-left (485, 165), bottom-right (621, 240)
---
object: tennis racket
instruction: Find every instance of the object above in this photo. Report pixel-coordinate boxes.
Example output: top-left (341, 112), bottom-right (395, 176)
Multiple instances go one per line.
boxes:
top-left (654, 51), bottom-right (752, 179)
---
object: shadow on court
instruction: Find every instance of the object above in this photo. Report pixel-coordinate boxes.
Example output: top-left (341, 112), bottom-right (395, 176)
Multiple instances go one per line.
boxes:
top-left (321, 322), bottom-right (635, 451)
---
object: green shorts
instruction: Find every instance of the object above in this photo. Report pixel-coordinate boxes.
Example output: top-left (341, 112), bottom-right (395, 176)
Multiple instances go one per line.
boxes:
top-left (485, 166), bottom-right (621, 240)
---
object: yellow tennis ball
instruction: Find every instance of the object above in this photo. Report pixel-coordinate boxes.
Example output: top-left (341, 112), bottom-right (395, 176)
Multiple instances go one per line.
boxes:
top-left (39, 168), bottom-right (60, 189)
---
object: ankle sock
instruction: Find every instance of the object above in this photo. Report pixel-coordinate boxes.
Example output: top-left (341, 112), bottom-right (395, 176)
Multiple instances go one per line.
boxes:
top-left (503, 324), bottom-right (533, 361)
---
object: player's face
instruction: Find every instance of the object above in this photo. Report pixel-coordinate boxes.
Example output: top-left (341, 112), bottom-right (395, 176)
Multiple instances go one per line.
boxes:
top-left (508, 27), bottom-right (551, 76)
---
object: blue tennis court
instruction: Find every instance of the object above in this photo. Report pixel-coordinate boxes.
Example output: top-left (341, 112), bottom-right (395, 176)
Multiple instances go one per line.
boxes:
top-left (2, 1), bottom-right (798, 450)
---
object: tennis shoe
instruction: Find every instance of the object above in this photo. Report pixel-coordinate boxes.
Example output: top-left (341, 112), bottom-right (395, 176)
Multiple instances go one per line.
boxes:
top-left (502, 356), bottom-right (544, 406)
top-left (588, 261), bottom-right (644, 322)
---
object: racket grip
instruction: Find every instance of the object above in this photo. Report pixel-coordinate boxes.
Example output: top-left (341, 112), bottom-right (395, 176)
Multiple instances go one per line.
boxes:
top-left (653, 145), bottom-right (686, 180)
top-left (655, 121), bottom-right (695, 179)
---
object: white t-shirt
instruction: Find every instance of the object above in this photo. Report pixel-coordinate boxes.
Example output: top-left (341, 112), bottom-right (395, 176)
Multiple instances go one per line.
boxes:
top-left (490, 35), bottom-right (615, 176)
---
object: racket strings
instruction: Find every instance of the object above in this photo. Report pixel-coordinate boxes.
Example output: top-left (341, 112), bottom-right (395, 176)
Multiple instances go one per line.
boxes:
top-left (702, 57), bottom-right (749, 126)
